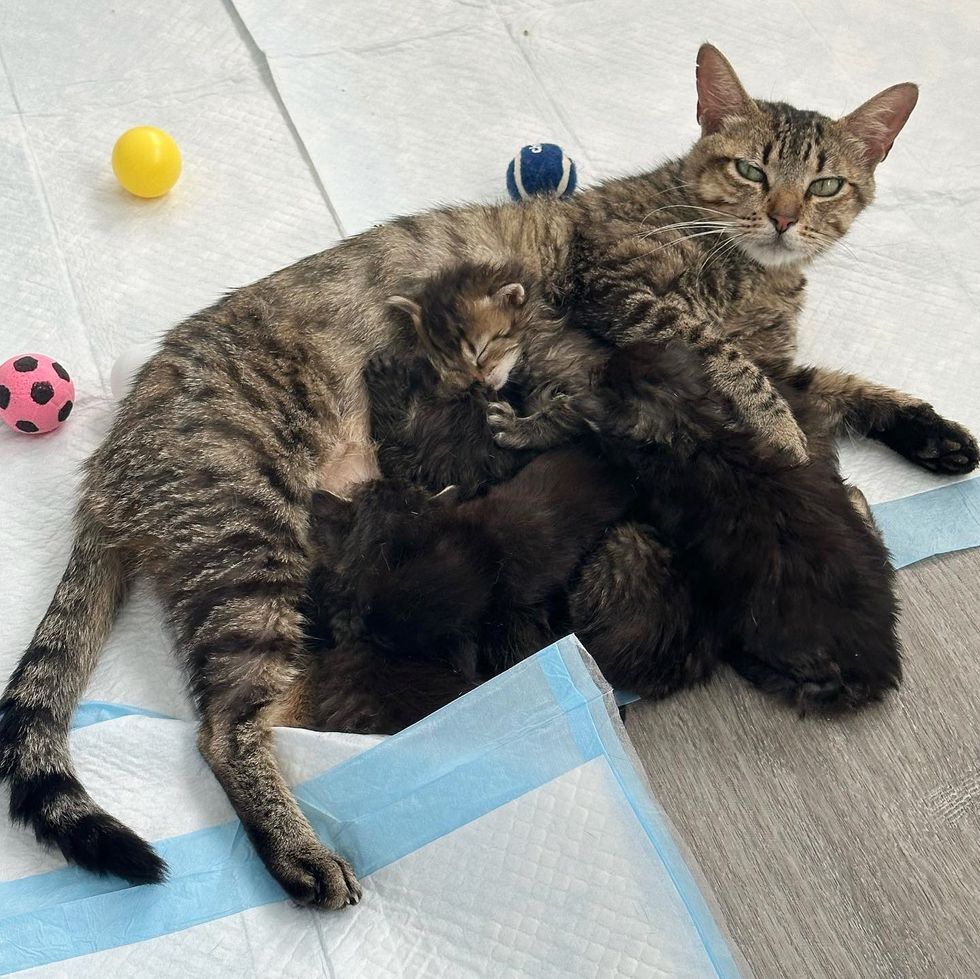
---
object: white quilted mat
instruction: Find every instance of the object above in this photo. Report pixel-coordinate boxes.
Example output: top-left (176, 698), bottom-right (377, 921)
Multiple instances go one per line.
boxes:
top-left (0, 638), bottom-right (745, 978)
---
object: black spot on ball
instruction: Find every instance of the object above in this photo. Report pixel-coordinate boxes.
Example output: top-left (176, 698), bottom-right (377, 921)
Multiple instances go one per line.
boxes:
top-left (15, 420), bottom-right (39, 433)
top-left (58, 401), bottom-right (74, 422)
top-left (31, 381), bottom-right (55, 405)
top-left (13, 356), bottom-right (38, 372)
top-left (0, 385), bottom-right (9, 410)
top-left (52, 362), bottom-right (70, 382)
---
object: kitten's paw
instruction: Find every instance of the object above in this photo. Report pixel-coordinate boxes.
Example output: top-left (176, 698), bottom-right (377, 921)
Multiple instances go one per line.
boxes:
top-left (487, 401), bottom-right (528, 448)
top-left (535, 382), bottom-right (572, 409)
top-left (267, 840), bottom-right (362, 910)
top-left (874, 404), bottom-right (979, 475)
top-left (728, 647), bottom-right (901, 715)
top-left (363, 353), bottom-right (399, 384)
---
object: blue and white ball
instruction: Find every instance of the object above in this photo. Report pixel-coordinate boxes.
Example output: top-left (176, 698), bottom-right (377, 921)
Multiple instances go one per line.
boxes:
top-left (506, 143), bottom-right (577, 201)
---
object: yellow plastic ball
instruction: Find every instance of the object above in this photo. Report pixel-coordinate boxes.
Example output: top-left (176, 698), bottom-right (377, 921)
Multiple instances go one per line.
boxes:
top-left (111, 126), bottom-right (182, 199)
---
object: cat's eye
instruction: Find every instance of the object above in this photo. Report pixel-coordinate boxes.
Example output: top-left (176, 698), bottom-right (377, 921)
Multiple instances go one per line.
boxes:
top-left (735, 159), bottom-right (765, 183)
top-left (808, 177), bottom-right (844, 197)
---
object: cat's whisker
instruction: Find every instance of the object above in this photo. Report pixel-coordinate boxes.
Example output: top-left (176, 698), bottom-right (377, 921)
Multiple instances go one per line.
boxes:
top-left (697, 234), bottom-right (744, 279)
top-left (639, 218), bottom-right (734, 231)
top-left (641, 229), bottom-right (729, 256)
top-left (805, 229), bottom-right (858, 262)
top-left (714, 235), bottom-right (745, 280)
top-left (636, 228), bottom-right (731, 243)
top-left (636, 225), bottom-right (731, 245)
top-left (639, 203), bottom-right (734, 225)
top-left (695, 232), bottom-right (742, 279)
top-left (635, 220), bottom-right (734, 241)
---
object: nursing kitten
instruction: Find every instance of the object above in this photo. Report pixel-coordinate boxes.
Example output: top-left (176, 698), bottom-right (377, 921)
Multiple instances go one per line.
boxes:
top-left (292, 447), bottom-right (634, 731)
top-left (567, 339), bottom-right (900, 708)
top-left (366, 263), bottom-right (531, 496)
top-left (370, 260), bottom-right (598, 495)
top-left (4, 43), bottom-right (975, 905)
top-left (388, 260), bottom-right (532, 395)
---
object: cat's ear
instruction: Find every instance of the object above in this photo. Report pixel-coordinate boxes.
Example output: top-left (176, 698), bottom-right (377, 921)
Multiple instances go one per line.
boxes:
top-left (387, 295), bottom-right (422, 328)
top-left (310, 490), bottom-right (354, 552)
top-left (492, 283), bottom-right (525, 308)
top-left (695, 43), bottom-right (759, 135)
top-left (840, 83), bottom-right (918, 165)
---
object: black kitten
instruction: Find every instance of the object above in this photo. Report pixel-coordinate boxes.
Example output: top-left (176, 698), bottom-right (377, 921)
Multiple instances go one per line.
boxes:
top-left (568, 339), bottom-right (901, 711)
top-left (299, 447), bottom-right (634, 731)
top-left (365, 353), bottom-right (532, 498)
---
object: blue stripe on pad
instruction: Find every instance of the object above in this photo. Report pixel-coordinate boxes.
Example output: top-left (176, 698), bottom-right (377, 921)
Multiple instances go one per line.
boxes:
top-left (872, 475), bottom-right (980, 569)
top-left (72, 701), bottom-right (174, 729)
top-left (0, 637), bottom-right (741, 977)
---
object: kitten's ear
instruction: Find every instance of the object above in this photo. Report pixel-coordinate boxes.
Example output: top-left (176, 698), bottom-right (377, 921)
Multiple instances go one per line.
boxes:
top-left (695, 43), bottom-right (759, 135)
top-left (310, 490), bottom-right (354, 552)
top-left (311, 489), bottom-right (353, 519)
top-left (492, 283), bottom-right (525, 308)
top-left (840, 83), bottom-right (918, 165)
top-left (388, 295), bottom-right (422, 328)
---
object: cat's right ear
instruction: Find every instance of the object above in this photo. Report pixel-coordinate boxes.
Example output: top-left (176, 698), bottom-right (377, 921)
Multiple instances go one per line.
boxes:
top-left (387, 295), bottom-right (422, 329)
top-left (695, 43), bottom-right (759, 135)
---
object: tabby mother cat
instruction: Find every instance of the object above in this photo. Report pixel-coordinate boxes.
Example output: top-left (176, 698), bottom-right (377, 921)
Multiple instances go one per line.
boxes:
top-left (1, 44), bottom-right (976, 909)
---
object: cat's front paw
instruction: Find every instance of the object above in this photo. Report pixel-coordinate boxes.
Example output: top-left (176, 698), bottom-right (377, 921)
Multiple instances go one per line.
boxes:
top-left (873, 404), bottom-right (979, 475)
top-left (487, 401), bottom-right (528, 449)
top-left (761, 414), bottom-right (809, 468)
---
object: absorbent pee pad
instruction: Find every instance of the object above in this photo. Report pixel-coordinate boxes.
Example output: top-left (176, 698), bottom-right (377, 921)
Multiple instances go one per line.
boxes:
top-left (0, 637), bottom-right (747, 978)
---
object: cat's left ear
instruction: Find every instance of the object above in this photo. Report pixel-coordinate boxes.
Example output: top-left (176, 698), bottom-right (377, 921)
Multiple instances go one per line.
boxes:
top-left (840, 83), bottom-right (918, 165)
top-left (492, 283), bottom-right (525, 308)
top-left (695, 43), bottom-right (760, 135)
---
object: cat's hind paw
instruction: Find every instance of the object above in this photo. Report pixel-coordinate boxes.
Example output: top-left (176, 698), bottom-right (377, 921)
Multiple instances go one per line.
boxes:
top-left (728, 647), bottom-right (901, 715)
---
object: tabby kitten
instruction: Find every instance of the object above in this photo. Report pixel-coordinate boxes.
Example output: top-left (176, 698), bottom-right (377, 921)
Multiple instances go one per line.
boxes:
top-left (370, 260), bottom-right (601, 494)
top-left (388, 260), bottom-right (531, 394)
top-left (366, 262), bottom-right (537, 496)
top-left (3, 44), bottom-right (975, 907)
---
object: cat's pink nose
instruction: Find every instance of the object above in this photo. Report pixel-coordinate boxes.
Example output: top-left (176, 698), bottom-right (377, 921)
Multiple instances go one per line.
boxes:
top-left (769, 212), bottom-right (798, 234)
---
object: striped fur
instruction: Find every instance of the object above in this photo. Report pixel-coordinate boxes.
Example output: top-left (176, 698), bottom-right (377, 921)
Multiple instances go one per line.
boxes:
top-left (1, 44), bottom-right (975, 903)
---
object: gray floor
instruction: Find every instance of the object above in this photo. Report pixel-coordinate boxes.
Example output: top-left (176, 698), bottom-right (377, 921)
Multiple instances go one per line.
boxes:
top-left (626, 548), bottom-right (980, 979)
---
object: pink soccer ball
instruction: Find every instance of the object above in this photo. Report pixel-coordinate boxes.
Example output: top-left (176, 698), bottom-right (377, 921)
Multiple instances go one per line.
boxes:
top-left (0, 353), bottom-right (75, 435)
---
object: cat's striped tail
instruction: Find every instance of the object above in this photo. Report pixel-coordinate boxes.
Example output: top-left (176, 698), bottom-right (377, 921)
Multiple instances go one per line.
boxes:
top-left (0, 518), bottom-right (167, 883)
